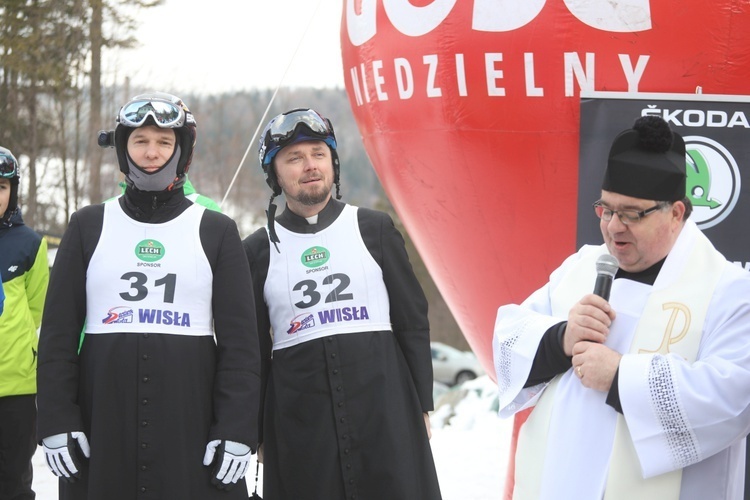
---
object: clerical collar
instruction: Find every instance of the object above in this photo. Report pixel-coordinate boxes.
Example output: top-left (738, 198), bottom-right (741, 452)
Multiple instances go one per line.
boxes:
top-left (276, 198), bottom-right (345, 234)
top-left (614, 256), bottom-right (666, 286)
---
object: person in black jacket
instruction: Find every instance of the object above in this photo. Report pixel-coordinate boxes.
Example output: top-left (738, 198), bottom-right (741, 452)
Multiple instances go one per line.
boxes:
top-left (37, 92), bottom-right (261, 500)
top-left (243, 108), bottom-right (442, 500)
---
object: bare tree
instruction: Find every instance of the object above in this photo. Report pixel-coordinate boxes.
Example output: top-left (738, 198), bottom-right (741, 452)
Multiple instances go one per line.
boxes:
top-left (86, 0), bottom-right (163, 203)
top-left (0, 1), bottom-right (92, 229)
top-left (86, 0), bottom-right (104, 203)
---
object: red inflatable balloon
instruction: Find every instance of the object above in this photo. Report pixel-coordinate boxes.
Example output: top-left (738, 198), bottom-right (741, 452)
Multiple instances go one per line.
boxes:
top-left (340, 0), bottom-right (750, 376)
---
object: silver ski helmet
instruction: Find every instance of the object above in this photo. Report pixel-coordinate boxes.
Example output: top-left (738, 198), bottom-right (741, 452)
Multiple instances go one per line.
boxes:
top-left (114, 92), bottom-right (197, 190)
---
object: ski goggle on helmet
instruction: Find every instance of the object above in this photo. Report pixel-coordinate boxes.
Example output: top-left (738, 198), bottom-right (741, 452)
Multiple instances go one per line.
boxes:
top-left (258, 108), bottom-right (337, 168)
top-left (0, 147), bottom-right (18, 178)
top-left (117, 92), bottom-right (195, 129)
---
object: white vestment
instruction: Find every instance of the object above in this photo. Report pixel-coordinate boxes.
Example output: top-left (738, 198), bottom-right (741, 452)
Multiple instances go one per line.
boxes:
top-left (493, 221), bottom-right (750, 500)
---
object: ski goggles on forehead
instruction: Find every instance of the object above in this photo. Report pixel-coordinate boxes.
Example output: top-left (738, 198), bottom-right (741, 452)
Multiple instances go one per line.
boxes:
top-left (118, 99), bottom-right (187, 128)
top-left (0, 152), bottom-right (18, 178)
top-left (265, 109), bottom-right (333, 145)
top-left (260, 109), bottom-right (336, 166)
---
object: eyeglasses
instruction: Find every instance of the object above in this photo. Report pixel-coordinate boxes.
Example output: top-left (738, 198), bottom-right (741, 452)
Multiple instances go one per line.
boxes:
top-left (118, 98), bottom-right (188, 128)
top-left (260, 109), bottom-right (336, 166)
top-left (0, 151), bottom-right (18, 178)
top-left (593, 201), bottom-right (665, 225)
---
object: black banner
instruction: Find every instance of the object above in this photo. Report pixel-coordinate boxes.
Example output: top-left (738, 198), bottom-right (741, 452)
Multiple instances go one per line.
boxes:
top-left (577, 92), bottom-right (750, 270)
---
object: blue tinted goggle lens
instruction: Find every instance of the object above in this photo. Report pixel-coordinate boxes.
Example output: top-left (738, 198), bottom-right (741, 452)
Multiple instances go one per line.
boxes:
top-left (119, 100), bottom-right (185, 128)
top-left (0, 153), bottom-right (17, 177)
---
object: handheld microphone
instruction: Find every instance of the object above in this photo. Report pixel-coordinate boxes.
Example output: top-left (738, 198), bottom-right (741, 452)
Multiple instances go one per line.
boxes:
top-left (594, 254), bottom-right (619, 301)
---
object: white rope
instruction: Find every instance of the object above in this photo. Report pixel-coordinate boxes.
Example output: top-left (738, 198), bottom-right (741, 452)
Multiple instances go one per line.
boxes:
top-left (219, 0), bottom-right (326, 208)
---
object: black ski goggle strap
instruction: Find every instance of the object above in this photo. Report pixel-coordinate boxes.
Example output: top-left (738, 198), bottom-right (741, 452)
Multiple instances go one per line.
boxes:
top-left (0, 152), bottom-right (18, 178)
top-left (260, 109), bottom-right (335, 167)
top-left (118, 99), bottom-right (189, 128)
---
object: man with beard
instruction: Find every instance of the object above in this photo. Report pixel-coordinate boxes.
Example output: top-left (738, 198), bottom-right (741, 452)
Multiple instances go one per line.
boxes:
top-left (243, 108), bottom-right (442, 500)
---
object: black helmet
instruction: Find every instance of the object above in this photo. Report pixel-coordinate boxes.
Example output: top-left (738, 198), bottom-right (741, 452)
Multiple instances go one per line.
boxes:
top-left (0, 146), bottom-right (20, 223)
top-left (258, 108), bottom-right (342, 250)
top-left (258, 108), bottom-right (340, 197)
top-left (113, 92), bottom-right (197, 183)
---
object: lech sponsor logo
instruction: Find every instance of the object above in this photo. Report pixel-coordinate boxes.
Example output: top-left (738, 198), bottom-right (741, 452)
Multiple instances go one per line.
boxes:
top-left (301, 246), bottom-right (330, 268)
top-left (135, 239), bottom-right (166, 262)
top-left (684, 136), bottom-right (742, 230)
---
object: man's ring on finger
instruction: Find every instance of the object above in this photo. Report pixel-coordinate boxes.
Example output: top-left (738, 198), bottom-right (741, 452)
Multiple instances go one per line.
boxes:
top-left (576, 366), bottom-right (583, 378)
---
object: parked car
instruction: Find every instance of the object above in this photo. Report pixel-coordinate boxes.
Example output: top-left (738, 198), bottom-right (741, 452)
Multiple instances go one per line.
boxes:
top-left (430, 342), bottom-right (485, 386)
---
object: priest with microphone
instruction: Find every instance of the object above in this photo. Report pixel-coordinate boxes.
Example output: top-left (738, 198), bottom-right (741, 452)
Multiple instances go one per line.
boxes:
top-left (492, 115), bottom-right (750, 499)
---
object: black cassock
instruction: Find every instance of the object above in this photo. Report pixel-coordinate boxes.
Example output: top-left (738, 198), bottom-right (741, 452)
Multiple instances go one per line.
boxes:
top-left (244, 199), bottom-right (442, 500)
top-left (38, 193), bottom-right (261, 500)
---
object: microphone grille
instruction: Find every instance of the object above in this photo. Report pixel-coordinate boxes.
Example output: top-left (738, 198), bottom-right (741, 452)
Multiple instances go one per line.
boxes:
top-left (596, 254), bottom-right (619, 277)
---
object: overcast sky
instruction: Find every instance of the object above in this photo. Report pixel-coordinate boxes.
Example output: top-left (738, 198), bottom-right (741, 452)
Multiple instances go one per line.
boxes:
top-left (106, 0), bottom-right (345, 95)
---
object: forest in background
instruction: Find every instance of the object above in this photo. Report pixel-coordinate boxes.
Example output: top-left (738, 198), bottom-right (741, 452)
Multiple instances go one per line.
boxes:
top-left (0, 1), bottom-right (469, 350)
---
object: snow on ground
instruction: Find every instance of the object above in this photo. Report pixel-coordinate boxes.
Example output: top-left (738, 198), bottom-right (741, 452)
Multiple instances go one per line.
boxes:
top-left (431, 376), bottom-right (512, 499)
top-left (32, 376), bottom-right (511, 499)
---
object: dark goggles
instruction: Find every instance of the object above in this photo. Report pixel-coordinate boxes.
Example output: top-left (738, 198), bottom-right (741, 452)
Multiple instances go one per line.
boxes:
top-left (267, 109), bottom-right (332, 142)
top-left (118, 99), bottom-right (187, 128)
top-left (0, 151), bottom-right (18, 178)
top-left (260, 109), bottom-right (336, 166)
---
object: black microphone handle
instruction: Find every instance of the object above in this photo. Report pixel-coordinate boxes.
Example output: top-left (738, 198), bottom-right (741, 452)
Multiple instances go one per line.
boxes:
top-left (593, 274), bottom-right (613, 301)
